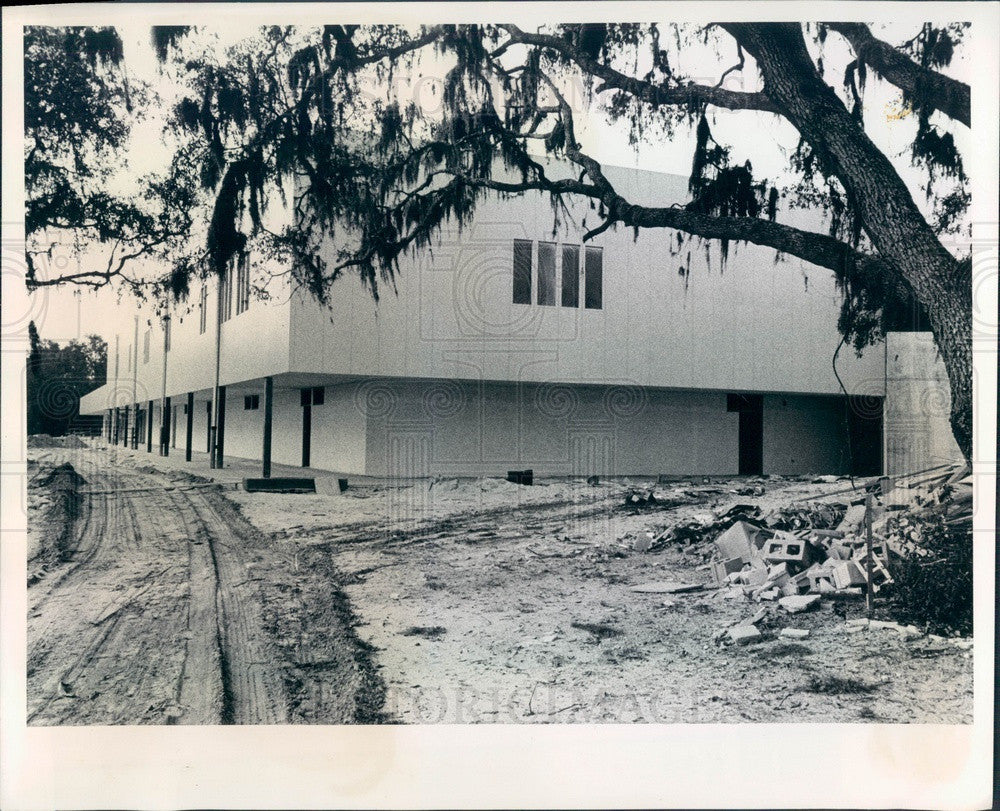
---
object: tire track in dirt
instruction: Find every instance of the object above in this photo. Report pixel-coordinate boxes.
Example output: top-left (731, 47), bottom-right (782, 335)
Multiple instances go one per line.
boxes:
top-left (180, 490), bottom-right (289, 724)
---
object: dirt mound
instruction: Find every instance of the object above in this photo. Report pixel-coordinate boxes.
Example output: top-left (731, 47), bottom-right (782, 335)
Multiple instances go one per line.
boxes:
top-left (36, 462), bottom-right (87, 489)
top-left (28, 433), bottom-right (86, 449)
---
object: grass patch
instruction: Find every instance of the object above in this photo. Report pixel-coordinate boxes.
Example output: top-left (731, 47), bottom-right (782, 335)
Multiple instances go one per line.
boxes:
top-left (804, 674), bottom-right (881, 695)
top-left (753, 643), bottom-right (810, 660)
top-left (400, 625), bottom-right (447, 638)
top-left (570, 621), bottom-right (622, 641)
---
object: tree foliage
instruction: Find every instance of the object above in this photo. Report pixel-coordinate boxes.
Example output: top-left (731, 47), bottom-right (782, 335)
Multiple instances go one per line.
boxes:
top-left (23, 21), bottom-right (975, 457)
top-left (27, 321), bottom-right (107, 436)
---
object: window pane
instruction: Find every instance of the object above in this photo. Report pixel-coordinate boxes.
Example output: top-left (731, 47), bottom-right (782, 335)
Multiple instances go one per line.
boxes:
top-left (561, 244), bottom-right (579, 307)
top-left (312, 386), bottom-right (325, 405)
top-left (585, 246), bottom-right (603, 310)
top-left (512, 239), bottom-right (532, 304)
top-left (537, 241), bottom-right (556, 306)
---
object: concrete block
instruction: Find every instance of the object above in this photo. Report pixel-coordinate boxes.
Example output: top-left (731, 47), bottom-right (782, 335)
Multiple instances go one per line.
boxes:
top-left (779, 581), bottom-right (801, 598)
top-left (852, 552), bottom-right (894, 587)
top-left (712, 557), bottom-right (746, 584)
top-left (779, 628), bottom-right (811, 639)
top-left (714, 521), bottom-right (763, 562)
top-left (728, 625), bottom-right (762, 645)
top-left (744, 567), bottom-right (769, 588)
top-left (837, 504), bottom-right (867, 533)
top-left (778, 594), bottom-right (821, 614)
top-left (762, 531), bottom-right (813, 566)
top-left (831, 560), bottom-right (866, 590)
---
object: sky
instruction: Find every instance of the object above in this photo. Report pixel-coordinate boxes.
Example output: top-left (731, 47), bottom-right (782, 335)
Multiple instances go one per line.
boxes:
top-left (27, 20), bottom-right (972, 358)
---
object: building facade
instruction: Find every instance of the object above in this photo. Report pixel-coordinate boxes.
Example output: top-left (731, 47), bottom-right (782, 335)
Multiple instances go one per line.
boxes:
top-left (82, 166), bottom-right (959, 478)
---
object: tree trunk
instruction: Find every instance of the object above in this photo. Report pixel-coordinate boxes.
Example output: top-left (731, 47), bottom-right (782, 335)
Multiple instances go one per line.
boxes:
top-left (726, 23), bottom-right (973, 461)
top-left (925, 276), bottom-right (973, 462)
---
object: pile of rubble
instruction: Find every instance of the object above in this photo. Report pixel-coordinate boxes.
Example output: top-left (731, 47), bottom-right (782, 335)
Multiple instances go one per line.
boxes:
top-left (707, 463), bottom-right (973, 612)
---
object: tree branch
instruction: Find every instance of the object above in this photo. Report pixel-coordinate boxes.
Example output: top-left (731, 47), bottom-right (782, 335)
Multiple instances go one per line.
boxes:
top-left (825, 22), bottom-right (970, 127)
top-left (499, 25), bottom-right (780, 114)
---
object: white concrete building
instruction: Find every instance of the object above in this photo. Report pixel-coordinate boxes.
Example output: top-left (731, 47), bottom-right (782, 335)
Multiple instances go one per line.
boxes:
top-left (80, 165), bottom-right (962, 478)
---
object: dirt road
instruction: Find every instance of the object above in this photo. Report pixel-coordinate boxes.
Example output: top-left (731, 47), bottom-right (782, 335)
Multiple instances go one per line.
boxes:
top-left (27, 448), bottom-right (383, 725)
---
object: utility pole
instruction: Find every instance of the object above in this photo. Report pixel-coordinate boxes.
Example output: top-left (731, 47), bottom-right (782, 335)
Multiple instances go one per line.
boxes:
top-left (131, 314), bottom-right (139, 449)
top-left (210, 269), bottom-right (224, 468)
top-left (111, 334), bottom-right (120, 445)
top-left (160, 314), bottom-right (170, 456)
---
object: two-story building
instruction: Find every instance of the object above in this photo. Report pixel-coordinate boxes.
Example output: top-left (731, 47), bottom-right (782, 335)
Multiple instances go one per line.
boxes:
top-left (80, 164), bottom-right (963, 478)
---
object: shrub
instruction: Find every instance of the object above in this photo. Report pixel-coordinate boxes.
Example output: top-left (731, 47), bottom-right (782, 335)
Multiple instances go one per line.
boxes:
top-left (887, 516), bottom-right (972, 636)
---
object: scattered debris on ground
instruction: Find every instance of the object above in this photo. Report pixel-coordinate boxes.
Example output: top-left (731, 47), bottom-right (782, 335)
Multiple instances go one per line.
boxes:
top-left (27, 445), bottom-right (974, 725)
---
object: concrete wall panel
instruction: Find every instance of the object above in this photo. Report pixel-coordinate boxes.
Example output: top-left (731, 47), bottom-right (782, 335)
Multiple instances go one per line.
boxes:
top-left (884, 331), bottom-right (965, 477)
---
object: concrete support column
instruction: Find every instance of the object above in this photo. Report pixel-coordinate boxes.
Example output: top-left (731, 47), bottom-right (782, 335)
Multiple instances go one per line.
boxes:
top-left (146, 400), bottom-right (154, 452)
top-left (160, 396), bottom-right (171, 457)
top-left (262, 376), bottom-right (273, 478)
top-left (213, 386), bottom-right (226, 468)
top-left (185, 392), bottom-right (194, 462)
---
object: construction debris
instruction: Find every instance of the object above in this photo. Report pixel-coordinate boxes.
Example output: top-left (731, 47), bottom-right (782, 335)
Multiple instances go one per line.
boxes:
top-left (630, 581), bottom-right (703, 594)
top-left (701, 462), bottom-right (972, 617)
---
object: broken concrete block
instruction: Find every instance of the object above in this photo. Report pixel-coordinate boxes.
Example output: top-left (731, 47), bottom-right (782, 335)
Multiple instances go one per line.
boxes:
top-left (631, 535), bottom-right (654, 553)
top-left (852, 552), bottom-right (894, 588)
top-left (831, 560), bottom-right (866, 590)
top-left (744, 567), bottom-right (769, 588)
top-left (779, 628), bottom-right (810, 639)
top-left (711, 556), bottom-right (746, 584)
top-left (780, 581), bottom-right (801, 598)
top-left (749, 607), bottom-right (768, 625)
top-left (713, 521), bottom-right (762, 562)
top-left (728, 625), bottom-right (762, 645)
top-left (759, 588), bottom-right (780, 601)
top-left (837, 504), bottom-right (867, 533)
top-left (765, 563), bottom-right (791, 590)
top-left (778, 594), bottom-right (821, 614)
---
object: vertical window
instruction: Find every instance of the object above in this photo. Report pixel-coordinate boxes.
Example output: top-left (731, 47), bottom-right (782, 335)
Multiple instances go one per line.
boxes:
top-left (512, 239), bottom-right (532, 304)
top-left (164, 317), bottom-right (171, 352)
top-left (199, 284), bottom-right (208, 334)
top-left (143, 329), bottom-right (150, 364)
top-left (584, 246), bottom-right (603, 310)
top-left (236, 252), bottom-right (250, 315)
top-left (537, 241), bottom-right (556, 306)
top-left (561, 244), bottom-right (580, 308)
top-left (221, 263), bottom-right (234, 322)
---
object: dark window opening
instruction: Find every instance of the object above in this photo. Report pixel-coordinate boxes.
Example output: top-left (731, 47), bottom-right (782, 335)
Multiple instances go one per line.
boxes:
top-left (845, 396), bottom-right (883, 476)
top-left (235, 252), bottom-right (250, 315)
top-left (537, 241), bottom-right (556, 306)
top-left (513, 239), bottom-right (532, 304)
top-left (584, 246), bottom-right (603, 309)
top-left (244, 394), bottom-right (260, 410)
top-left (727, 393), bottom-right (763, 475)
top-left (561, 244), bottom-right (580, 307)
